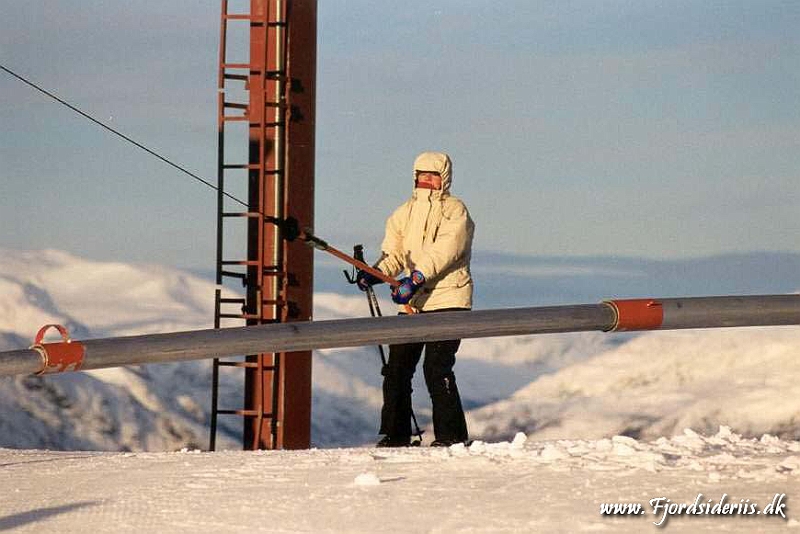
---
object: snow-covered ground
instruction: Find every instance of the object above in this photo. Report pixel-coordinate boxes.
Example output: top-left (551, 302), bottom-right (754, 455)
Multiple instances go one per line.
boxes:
top-left (1, 428), bottom-right (798, 533)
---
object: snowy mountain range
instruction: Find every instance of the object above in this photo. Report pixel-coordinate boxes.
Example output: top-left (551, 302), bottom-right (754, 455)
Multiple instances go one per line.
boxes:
top-left (0, 247), bottom-right (798, 451)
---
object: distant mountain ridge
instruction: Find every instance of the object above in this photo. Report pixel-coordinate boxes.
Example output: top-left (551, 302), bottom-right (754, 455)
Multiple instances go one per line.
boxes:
top-left (1, 247), bottom-right (798, 451)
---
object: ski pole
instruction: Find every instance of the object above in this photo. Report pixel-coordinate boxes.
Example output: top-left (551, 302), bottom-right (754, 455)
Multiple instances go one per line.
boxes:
top-left (345, 245), bottom-right (425, 445)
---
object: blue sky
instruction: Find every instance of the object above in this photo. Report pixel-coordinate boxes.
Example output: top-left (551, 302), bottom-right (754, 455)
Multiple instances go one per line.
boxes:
top-left (1, 1), bottom-right (799, 270)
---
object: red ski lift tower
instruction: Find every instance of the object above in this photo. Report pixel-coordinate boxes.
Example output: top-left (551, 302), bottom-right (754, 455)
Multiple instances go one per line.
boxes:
top-left (211, 0), bottom-right (317, 450)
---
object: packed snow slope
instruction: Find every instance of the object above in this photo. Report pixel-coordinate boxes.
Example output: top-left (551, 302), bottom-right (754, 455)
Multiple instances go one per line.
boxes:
top-left (0, 248), bottom-right (799, 451)
top-left (1, 429), bottom-right (799, 533)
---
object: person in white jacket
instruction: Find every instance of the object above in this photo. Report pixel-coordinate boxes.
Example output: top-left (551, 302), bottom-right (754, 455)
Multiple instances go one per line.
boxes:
top-left (357, 151), bottom-right (475, 447)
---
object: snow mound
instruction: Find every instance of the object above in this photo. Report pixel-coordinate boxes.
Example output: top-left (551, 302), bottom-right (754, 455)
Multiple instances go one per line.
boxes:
top-left (0, 248), bottom-right (217, 338)
top-left (469, 326), bottom-right (800, 443)
top-left (354, 472), bottom-right (382, 486)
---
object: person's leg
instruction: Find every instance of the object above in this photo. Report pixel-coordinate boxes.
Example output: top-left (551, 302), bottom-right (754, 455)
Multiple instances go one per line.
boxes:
top-left (379, 341), bottom-right (424, 443)
top-left (423, 339), bottom-right (469, 444)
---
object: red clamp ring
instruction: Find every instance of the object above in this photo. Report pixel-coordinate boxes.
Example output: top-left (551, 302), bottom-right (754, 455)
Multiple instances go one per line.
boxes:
top-left (30, 324), bottom-right (85, 375)
top-left (604, 299), bottom-right (664, 332)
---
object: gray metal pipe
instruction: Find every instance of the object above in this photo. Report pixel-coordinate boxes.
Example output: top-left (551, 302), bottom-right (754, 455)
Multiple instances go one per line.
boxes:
top-left (0, 350), bottom-right (41, 377)
top-left (660, 295), bottom-right (800, 329)
top-left (1, 305), bottom-right (613, 377)
top-left (1, 295), bottom-right (798, 378)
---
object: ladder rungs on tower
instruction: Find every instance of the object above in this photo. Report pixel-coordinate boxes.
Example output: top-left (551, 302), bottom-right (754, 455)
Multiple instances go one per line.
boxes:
top-left (211, 0), bottom-right (309, 452)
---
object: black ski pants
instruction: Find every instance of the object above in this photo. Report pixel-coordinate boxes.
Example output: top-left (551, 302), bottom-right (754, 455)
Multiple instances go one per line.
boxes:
top-left (379, 309), bottom-right (469, 442)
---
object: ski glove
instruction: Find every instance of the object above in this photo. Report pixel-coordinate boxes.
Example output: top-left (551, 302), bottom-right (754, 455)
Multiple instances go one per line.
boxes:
top-left (356, 269), bottom-right (384, 291)
top-left (391, 270), bottom-right (426, 304)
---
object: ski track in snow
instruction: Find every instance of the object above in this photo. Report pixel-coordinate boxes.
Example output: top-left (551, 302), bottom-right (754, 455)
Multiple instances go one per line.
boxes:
top-left (1, 428), bottom-right (799, 533)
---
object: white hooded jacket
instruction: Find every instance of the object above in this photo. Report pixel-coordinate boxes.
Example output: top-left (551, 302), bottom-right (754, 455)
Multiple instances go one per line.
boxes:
top-left (375, 152), bottom-right (475, 312)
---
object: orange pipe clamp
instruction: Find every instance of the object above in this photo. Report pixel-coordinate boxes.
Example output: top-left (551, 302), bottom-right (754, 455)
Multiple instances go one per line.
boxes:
top-left (30, 324), bottom-right (85, 375)
top-left (605, 299), bottom-right (664, 332)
